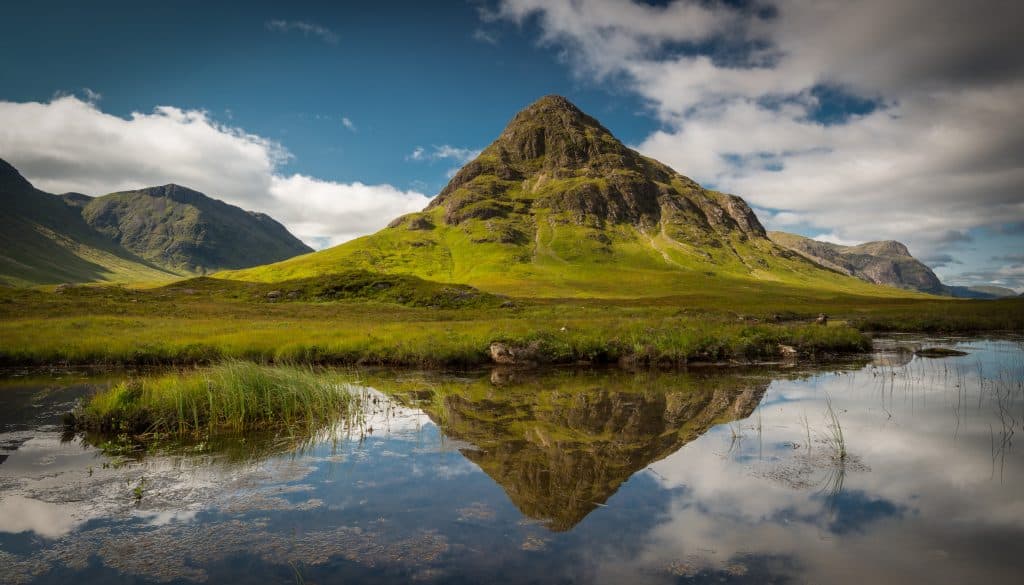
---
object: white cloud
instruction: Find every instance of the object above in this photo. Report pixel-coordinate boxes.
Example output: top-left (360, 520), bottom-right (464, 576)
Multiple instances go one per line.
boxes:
top-left (472, 28), bottom-right (500, 45)
top-left (0, 96), bottom-right (430, 249)
top-left (407, 146), bottom-right (426, 161)
top-left (407, 144), bottom-right (481, 165)
top-left (407, 144), bottom-right (482, 178)
top-left (269, 174), bottom-right (429, 247)
top-left (341, 116), bottom-right (356, 132)
top-left (493, 0), bottom-right (1024, 260)
top-left (265, 19), bottom-right (339, 44)
top-left (813, 232), bottom-right (859, 247)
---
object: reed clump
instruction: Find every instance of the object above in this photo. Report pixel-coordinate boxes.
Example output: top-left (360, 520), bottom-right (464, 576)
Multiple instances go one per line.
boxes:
top-left (74, 360), bottom-right (355, 435)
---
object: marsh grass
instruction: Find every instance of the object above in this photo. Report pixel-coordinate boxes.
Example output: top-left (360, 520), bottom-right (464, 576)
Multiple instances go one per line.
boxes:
top-left (1, 276), bottom-right (1020, 368)
top-left (823, 394), bottom-right (847, 461)
top-left (75, 361), bottom-right (356, 435)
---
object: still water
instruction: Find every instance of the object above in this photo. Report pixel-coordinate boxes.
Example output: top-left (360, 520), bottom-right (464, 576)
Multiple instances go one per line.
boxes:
top-left (1, 338), bottom-right (1021, 584)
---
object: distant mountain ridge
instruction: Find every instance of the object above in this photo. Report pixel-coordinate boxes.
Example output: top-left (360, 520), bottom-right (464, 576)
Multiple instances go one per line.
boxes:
top-left (0, 158), bottom-right (311, 286)
top-left (79, 184), bottom-right (312, 273)
top-left (222, 95), bottom-right (913, 299)
top-left (767, 232), bottom-right (944, 293)
top-left (768, 231), bottom-right (1016, 298)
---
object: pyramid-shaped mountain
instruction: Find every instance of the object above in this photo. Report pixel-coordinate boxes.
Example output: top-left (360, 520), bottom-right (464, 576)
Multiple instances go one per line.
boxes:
top-left (400, 370), bottom-right (769, 531)
top-left (222, 96), bottom-right (905, 297)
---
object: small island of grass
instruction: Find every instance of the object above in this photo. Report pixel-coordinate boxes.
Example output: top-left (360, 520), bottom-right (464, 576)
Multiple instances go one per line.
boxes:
top-left (71, 361), bottom-right (356, 435)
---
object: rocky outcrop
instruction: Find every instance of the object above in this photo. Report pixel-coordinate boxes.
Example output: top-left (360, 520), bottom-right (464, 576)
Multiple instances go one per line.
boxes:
top-left (423, 95), bottom-right (768, 243)
top-left (768, 231), bottom-right (944, 294)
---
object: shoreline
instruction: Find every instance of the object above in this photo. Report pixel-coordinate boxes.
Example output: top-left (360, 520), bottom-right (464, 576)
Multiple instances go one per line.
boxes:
top-left (1, 332), bottom-right (1011, 374)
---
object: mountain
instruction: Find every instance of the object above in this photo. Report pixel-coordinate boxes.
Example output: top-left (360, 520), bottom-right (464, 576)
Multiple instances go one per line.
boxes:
top-left (0, 159), bottom-right (179, 286)
top-left (222, 96), bottom-right (909, 298)
top-left (78, 184), bottom-right (312, 273)
top-left (397, 370), bottom-right (768, 531)
top-left (945, 285), bottom-right (1019, 299)
top-left (768, 232), bottom-right (944, 293)
top-left (769, 231), bottom-right (1017, 299)
top-left (0, 158), bottom-right (312, 285)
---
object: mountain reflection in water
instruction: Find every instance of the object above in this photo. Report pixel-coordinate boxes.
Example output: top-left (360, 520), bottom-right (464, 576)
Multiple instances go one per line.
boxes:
top-left (393, 368), bottom-right (771, 531)
top-left (0, 340), bottom-right (1021, 584)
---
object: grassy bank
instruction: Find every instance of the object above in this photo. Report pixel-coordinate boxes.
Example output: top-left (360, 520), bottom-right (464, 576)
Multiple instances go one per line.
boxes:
top-left (72, 361), bottom-right (355, 435)
top-left (1, 313), bottom-right (868, 367)
top-left (0, 276), bottom-right (1020, 368)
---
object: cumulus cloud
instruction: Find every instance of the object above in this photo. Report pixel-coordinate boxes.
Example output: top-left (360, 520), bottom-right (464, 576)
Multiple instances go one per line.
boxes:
top-left (0, 96), bottom-right (430, 248)
top-left (492, 0), bottom-right (1024, 260)
top-left (341, 116), bottom-right (356, 132)
top-left (265, 20), bottom-right (339, 44)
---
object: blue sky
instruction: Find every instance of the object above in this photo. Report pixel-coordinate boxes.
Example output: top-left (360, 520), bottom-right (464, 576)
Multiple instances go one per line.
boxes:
top-left (0, 1), bottom-right (1021, 290)
top-left (0, 0), bottom-right (655, 193)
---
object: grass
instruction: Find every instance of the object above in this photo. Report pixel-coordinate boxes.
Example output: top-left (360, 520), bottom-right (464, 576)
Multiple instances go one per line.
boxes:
top-left (0, 274), bottom-right (1020, 369)
top-left (72, 361), bottom-right (356, 435)
top-left (823, 394), bottom-right (847, 461)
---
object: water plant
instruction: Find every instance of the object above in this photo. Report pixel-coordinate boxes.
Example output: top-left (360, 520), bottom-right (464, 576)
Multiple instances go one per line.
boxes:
top-left (823, 394), bottom-right (847, 461)
top-left (73, 360), bottom-right (356, 435)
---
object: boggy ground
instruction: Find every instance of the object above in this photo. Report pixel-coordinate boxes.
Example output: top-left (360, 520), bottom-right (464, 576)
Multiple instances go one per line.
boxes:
top-left (0, 272), bottom-right (1021, 368)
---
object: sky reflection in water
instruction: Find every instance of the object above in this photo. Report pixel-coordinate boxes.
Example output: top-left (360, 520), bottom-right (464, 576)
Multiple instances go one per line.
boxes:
top-left (0, 338), bottom-right (1021, 584)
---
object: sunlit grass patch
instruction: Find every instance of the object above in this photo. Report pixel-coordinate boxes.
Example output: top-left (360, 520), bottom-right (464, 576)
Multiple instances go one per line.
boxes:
top-left (74, 360), bottom-right (356, 435)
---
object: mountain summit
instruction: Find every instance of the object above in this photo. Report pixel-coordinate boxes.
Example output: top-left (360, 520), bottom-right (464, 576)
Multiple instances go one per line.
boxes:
top-left (223, 96), bottom-right (910, 298)
top-left (423, 94), bottom-right (765, 241)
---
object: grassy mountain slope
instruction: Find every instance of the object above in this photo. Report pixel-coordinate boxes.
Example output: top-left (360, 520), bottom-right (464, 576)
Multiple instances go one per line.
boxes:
top-left (0, 158), bottom-right (313, 285)
top-left (80, 184), bottom-right (313, 273)
top-left (223, 96), bottom-right (921, 300)
top-left (0, 159), bottom-right (181, 286)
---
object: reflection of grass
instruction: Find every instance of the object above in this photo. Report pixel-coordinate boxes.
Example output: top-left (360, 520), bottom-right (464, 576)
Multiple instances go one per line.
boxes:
top-left (801, 411), bottom-right (813, 453)
top-left (74, 360), bottom-right (355, 435)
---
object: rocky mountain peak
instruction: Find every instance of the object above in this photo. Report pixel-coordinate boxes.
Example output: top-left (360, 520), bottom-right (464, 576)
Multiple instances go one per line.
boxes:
top-left (853, 240), bottom-right (911, 257)
top-left (422, 95), bottom-right (765, 242)
top-left (491, 94), bottom-right (638, 172)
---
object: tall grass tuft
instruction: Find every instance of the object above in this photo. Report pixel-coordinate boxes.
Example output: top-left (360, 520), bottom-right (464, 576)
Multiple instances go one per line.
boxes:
top-left (823, 394), bottom-right (847, 461)
top-left (75, 361), bottom-right (355, 435)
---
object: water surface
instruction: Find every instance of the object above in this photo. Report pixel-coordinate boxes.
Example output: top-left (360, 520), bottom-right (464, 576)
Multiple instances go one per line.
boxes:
top-left (1, 338), bottom-right (1021, 584)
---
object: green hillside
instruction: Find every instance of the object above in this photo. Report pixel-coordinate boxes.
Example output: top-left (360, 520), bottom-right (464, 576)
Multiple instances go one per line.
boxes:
top-left (80, 184), bottom-right (312, 273)
top-left (222, 96), bottom-right (923, 300)
top-left (0, 159), bottom-right (312, 286)
top-left (0, 159), bottom-right (181, 286)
